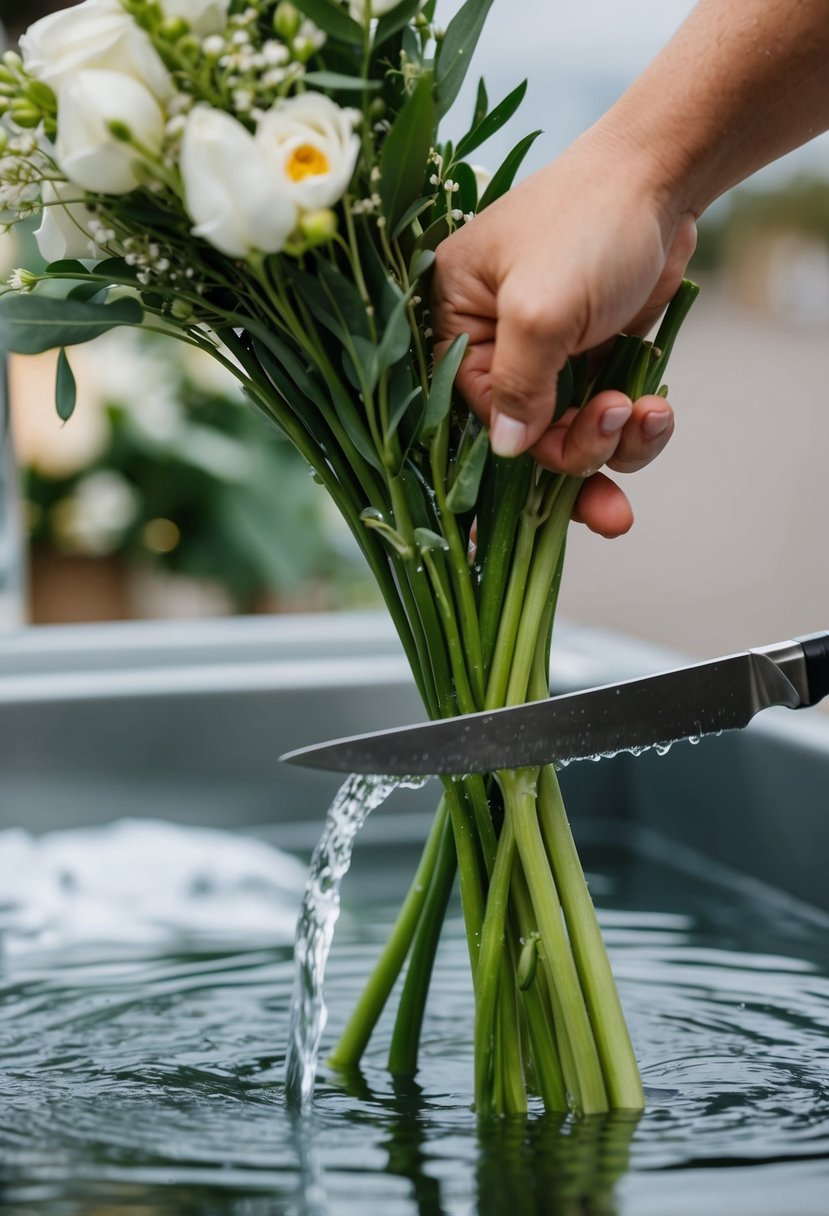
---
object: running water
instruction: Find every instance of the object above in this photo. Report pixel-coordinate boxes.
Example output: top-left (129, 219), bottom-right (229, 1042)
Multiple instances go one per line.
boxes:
top-left (285, 773), bottom-right (426, 1107)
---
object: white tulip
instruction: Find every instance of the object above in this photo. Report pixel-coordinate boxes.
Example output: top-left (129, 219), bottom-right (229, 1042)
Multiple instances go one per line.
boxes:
top-left (34, 181), bottom-right (100, 262)
top-left (348, 0), bottom-right (407, 19)
top-left (256, 93), bottom-right (359, 213)
top-left (56, 70), bottom-right (165, 195)
top-left (159, 0), bottom-right (230, 37)
top-left (20, 0), bottom-right (172, 101)
top-left (181, 105), bottom-right (297, 258)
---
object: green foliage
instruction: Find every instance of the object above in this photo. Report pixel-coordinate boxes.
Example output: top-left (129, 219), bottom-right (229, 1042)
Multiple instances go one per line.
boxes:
top-left (379, 72), bottom-right (437, 229)
top-left (289, 0), bottom-right (363, 43)
top-left (0, 295), bottom-right (143, 355)
top-left (55, 348), bottom-right (76, 422)
top-left (435, 0), bottom-right (497, 118)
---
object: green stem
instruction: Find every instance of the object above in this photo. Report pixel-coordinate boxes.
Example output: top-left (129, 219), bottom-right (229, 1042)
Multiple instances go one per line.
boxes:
top-left (387, 809), bottom-right (457, 1075)
top-left (329, 799), bottom-right (452, 1070)
top-left (502, 768), bottom-right (608, 1116)
top-left (537, 767), bottom-right (645, 1110)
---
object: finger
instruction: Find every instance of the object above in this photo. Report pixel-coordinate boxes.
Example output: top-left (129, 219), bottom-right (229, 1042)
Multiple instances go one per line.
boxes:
top-left (488, 288), bottom-right (571, 457)
top-left (529, 390), bottom-right (633, 476)
top-left (607, 394), bottom-right (675, 473)
top-left (453, 340), bottom-right (495, 422)
top-left (571, 473), bottom-right (634, 538)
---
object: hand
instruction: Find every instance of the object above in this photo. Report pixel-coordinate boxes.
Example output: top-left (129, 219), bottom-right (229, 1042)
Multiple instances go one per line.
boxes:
top-left (431, 131), bottom-right (697, 537)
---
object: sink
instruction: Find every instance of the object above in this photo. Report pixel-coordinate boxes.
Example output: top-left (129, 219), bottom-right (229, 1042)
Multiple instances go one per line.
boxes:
top-left (1, 611), bottom-right (827, 914)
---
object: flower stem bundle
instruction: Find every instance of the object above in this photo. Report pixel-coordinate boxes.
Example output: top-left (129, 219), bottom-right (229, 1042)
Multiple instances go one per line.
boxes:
top-left (0, 0), bottom-right (698, 1115)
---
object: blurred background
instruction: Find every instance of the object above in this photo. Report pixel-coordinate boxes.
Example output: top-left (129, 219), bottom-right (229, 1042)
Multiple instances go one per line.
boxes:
top-left (3, 0), bottom-right (829, 656)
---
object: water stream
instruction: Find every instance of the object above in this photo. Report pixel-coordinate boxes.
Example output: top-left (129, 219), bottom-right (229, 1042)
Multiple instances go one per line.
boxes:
top-left (285, 774), bottom-right (422, 1107)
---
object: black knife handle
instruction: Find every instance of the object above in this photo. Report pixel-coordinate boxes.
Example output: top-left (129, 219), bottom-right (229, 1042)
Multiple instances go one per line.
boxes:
top-left (796, 632), bottom-right (829, 707)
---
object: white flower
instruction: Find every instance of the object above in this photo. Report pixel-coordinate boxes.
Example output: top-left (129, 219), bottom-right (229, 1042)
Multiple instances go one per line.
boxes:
top-left (56, 70), bottom-right (165, 195)
top-left (256, 93), bottom-right (359, 213)
top-left (471, 164), bottom-right (492, 201)
top-left (348, 0), bottom-right (407, 18)
top-left (20, 0), bottom-right (172, 101)
top-left (180, 105), bottom-right (297, 258)
top-left (160, 0), bottom-right (230, 38)
top-left (34, 181), bottom-right (100, 263)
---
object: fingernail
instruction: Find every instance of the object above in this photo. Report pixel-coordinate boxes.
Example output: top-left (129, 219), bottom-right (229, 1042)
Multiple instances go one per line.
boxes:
top-left (490, 413), bottom-right (528, 458)
top-left (642, 410), bottom-right (671, 438)
top-left (599, 404), bottom-right (633, 436)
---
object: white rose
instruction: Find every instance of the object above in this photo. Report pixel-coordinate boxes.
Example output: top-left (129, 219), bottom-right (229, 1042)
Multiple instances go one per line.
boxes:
top-left (471, 164), bottom-right (492, 202)
top-left (159, 0), bottom-right (230, 37)
top-left (348, 0), bottom-right (406, 18)
top-left (56, 69), bottom-right (165, 195)
top-left (34, 181), bottom-right (100, 263)
top-left (256, 93), bottom-right (359, 213)
top-left (20, 0), bottom-right (172, 101)
top-left (181, 105), bottom-right (297, 258)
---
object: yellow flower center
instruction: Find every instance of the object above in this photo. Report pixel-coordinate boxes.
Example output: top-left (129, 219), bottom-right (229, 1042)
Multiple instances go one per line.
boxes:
top-left (286, 143), bottom-right (330, 182)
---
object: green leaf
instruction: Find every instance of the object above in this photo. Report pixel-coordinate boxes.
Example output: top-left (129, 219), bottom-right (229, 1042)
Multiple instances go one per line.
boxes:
top-left (388, 384), bottom-right (423, 437)
top-left (414, 526), bottom-right (450, 553)
top-left (446, 426), bottom-right (489, 513)
top-left (379, 71), bottom-right (436, 230)
top-left (376, 284), bottom-right (415, 375)
top-left (412, 213), bottom-right (450, 258)
top-left (391, 194), bottom-right (437, 241)
top-left (410, 247), bottom-right (435, 280)
top-left (45, 259), bottom-right (90, 276)
top-left (418, 332), bottom-right (468, 444)
top-left (479, 130), bottom-right (542, 210)
top-left (361, 507), bottom-right (412, 557)
top-left (435, 0), bottom-right (496, 119)
top-left (472, 77), bottom-right (488, 129)
top-left (375, 0), bottom-right (421, 45)
top-left (55, 348), bottom-right (76, 422)
top-left (291, 0), bottom-right (363, 42)
top-left (303, 70), bottom-right (382, 91)
top-left (455, 80), bottom-right (528, 159)
top-left (0, 294), bottom-right (143, 355)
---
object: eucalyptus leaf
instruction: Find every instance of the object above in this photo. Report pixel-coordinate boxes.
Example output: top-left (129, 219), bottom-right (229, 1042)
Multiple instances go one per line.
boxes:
top-left (479, 130), bottom-right (542, 210)
top-left (418, 332), bottom-right (468, 444)
top-left (435, 0), bottom-right (496, 118)
top-left (455, 80), bottom-right (528, 159)
top-left (290, 0), bottom-right (363, 42)
top-left (55, 348), bottom-right (76, 422)
top-left (446, 426), bottom-right (490, 513)
top-left (0, 294), bottom-right (143, 355)
top-left (379, 71), bottom-right (436, 229)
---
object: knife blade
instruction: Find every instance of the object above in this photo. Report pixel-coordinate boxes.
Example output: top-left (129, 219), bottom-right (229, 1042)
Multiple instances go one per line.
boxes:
top-left (279, 633), bottom-right (829, 776)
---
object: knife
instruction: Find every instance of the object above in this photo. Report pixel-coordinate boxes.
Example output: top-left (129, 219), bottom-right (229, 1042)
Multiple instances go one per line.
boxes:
top-left (279, 632), bottom-right (829, 776)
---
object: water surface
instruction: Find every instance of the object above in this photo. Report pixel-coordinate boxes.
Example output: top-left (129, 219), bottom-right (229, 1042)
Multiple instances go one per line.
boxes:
top-left (1, 814), bottom-right (827, 1215)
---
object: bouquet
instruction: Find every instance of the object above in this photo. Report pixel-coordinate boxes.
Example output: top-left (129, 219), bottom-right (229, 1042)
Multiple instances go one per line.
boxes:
top-left (0, 0), bottom-right (696, 1116)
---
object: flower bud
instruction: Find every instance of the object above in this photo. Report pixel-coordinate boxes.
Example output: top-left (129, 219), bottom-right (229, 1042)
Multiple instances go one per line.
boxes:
top-left (159, 16), bottom-right (189, 40)
top-left (274, 2), bottom-right (302, 40)
top-left (25, 79), bottom-right (57, 111)
top-left (299, 208), bottom-right (338, 248)
top-left (2, 52), bottom-right (23, 72)
top-left (11, 101), bottom-right (42, 127)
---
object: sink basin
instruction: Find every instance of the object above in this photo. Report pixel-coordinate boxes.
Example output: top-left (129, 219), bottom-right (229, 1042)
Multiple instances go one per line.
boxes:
top-left (1, 611), bottom-right (827, 914)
